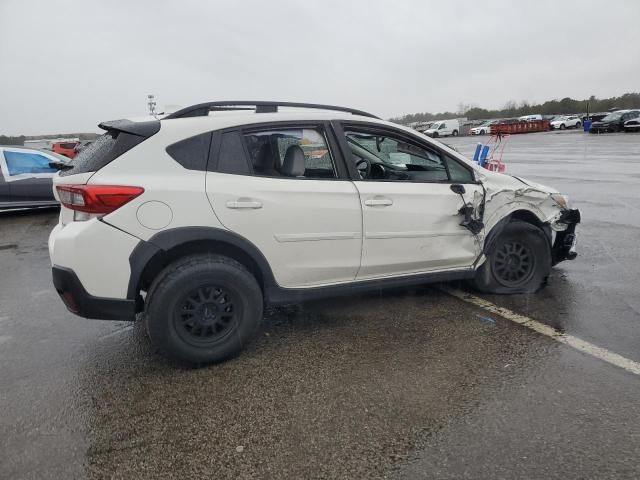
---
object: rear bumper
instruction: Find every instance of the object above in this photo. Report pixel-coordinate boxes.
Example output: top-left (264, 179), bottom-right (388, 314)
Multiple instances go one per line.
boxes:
top-left (551, 209), bottom-right (581, 265)
top-left (52, 265), bottom-right (136, 320)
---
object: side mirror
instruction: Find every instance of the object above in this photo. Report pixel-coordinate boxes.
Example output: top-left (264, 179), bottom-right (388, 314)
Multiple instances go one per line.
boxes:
top-left (450, 184), bottom-right (466, 195)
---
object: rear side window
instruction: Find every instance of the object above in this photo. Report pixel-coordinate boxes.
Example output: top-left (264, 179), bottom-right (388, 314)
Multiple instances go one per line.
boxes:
top-left (61, 121), bottom-right (159, 177)
top-left (215, 131), bottom-right (251, 175)
top-left (166, 132), bottom-right (212, 170)
top-left (242, 127), bottom-right (336, 179)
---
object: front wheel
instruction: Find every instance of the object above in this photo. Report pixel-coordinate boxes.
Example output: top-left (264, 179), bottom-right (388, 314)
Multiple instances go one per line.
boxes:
top-left (560, 124), bottom-right (566, 130)
top-left (145, 254), bottom-right (263, 366)
top-left (472, 220), bottom-right (551, 294)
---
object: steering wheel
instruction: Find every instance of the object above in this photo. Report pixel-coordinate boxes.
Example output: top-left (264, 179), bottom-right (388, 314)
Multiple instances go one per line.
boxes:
top-left (355, 157), bottom-right (371, 179)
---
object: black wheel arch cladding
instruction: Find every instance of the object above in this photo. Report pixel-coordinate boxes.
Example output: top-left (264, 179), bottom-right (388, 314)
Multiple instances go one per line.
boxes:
top-left (128, 227), bottom-right (276, 305)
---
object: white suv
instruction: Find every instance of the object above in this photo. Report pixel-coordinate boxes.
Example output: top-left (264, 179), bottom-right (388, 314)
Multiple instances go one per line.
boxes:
top-left (48, 101), bottom-right (580, 365)
top-left (550, 115), bottom-right (582, 130)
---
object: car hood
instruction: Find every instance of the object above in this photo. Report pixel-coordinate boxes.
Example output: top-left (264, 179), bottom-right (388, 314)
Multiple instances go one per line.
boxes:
top-left (509, 175), bottom-right (557, 194)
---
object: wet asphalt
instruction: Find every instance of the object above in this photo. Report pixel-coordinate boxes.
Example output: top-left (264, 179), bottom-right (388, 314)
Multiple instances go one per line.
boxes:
top-left (1, 131), bottom-right (639, 479)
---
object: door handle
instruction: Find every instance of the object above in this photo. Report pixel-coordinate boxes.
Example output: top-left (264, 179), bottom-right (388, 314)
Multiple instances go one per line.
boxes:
top-left (364, 197), bottom-right (393, 207)
top-left (226, 199), bottom-right (263, 209)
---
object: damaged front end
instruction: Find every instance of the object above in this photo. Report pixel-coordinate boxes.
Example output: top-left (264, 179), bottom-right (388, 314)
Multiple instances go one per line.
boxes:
top-left (550, 208), bottom-right (580, 265)
top-left (469, 171), bottom-right (581, 267)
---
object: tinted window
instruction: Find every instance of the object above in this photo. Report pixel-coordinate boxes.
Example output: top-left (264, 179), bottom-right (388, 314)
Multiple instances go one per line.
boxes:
top-left (3, 151), bottom-right (57, 175)
top-left (345, 129), bottom-right (449, 182)
top-left (216, 131), bottom-right (251, 175)
top-left (59, 143), bottom-right (77, 149)
top-left (242, 128), bottom-right (336, 179)
top-left (166, 132), bottom-right (212, 170)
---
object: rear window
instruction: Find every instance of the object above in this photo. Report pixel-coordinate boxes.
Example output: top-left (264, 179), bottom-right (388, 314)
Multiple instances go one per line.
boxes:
top-left (60, 129), bottom-right (152, 176)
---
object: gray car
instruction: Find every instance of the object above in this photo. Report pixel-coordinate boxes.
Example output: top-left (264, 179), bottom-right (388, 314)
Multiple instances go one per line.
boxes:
top-left (0, 146), bottom-right (68, 210)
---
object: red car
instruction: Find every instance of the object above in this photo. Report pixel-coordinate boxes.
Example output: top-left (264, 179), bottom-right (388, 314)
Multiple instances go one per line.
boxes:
top-left (52, 141), bottom-right (80, 159)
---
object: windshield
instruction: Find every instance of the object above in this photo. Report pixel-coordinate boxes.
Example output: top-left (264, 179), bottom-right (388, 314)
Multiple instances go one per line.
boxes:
top-left (554, 116), bottom-right (568, 121)
top-left (430, 122), bottom-right (441, 130)
top-left (602, 112), bottom-right (623, 121)
top-left (47, 151), bottom-right (70, 163)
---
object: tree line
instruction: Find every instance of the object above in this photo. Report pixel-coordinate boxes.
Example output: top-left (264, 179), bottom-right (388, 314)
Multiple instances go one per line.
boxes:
top-left (390, 92), bottom-right (640, 124)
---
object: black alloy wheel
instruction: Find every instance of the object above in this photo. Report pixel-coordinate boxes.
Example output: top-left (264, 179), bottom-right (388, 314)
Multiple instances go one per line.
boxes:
top-left (491, 241), bottom-right (535, 288)
top-left (174, 285), bottom-right (239, 347)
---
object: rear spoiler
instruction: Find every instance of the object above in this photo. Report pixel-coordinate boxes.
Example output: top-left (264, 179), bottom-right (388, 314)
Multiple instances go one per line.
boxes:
top-left (98, 119), bottom-right (160, 138)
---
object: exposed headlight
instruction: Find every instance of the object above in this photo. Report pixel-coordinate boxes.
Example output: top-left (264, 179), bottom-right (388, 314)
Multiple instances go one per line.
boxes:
top-left (551, 193), bottom-right (570, 209)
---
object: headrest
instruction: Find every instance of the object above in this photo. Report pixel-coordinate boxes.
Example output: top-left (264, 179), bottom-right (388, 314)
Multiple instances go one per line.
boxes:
top-left (281, 145), bottom-right (305, 177)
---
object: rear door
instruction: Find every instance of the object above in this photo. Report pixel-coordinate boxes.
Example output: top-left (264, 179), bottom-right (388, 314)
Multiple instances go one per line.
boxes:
top-left (0, 148), bottom-right (59, 204)
top-left (334, 122), bottom-right (482, 279)
top-left (205, 122), bottom-right (362, 288)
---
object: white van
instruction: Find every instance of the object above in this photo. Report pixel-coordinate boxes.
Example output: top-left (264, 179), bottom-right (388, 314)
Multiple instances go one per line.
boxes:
top-left (423, 119), bottom-right (460, 138)
top-left (518, 114), bottom-right (543, 121)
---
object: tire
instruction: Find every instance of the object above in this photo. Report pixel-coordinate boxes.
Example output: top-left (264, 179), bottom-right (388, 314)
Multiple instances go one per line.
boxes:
top-left (432, 132), bottom-right (439, 138)
top-left (472, 220), bottom-right (551, 294)
top-left (481, 129), bottom-right (486, 135)
top-left (452, 130), bottom-right (459, 137)
top-left (575, 121), bottom-right (581, 129)
top-left (145, 254), bottom-right (263, 366)
top-left (560, 124), bottom-right (566, 130)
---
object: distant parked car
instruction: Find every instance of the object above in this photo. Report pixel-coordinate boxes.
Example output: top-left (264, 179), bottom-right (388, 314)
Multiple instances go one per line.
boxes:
top-left (550, 115), bottom-right (582, 130)
top-left (0, 146), bottom-right (68, 210)
top-left (519, 114), bottom-right (543, 121)
top-left (624, 118), bottom-right (640, 133)
top-left (589, 110), bottom-right (640, 133)
top-left (470, 120), bottom-right (498, 135)
top-left (52, 141), bottom-right (80, 159)
top-left (424, 119), bottom-right (460, 137)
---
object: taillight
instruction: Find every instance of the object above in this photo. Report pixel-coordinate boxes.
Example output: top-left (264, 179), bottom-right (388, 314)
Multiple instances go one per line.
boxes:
top-left (56, 185), bottom-right (144, 214)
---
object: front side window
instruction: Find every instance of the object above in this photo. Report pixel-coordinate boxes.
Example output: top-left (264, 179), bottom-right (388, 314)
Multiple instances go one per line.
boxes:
top-left (243, 127), bottom-right (336, 179)
top-left (344, 129), bottom-right (449, 182)
top-left (439, 123), bottom-right (446, 130)
top-left (343, 128), bottom-right (475, 184)
top-left (2, 151), bottom-right (57, 175)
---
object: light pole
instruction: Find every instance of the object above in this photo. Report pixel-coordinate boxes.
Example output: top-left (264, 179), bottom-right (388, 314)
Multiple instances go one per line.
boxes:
top-left (147, 94), bottom-right (157, 116)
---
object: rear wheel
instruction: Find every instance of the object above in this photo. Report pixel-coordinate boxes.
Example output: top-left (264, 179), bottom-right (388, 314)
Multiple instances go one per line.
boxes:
top-left (452, 129), bottom-right (459, 137)
top-left (472, 220), bottom-right (551, 294)
top-left (575, 121), bottom-right (581, 129)
top-left (145, 254), bottom-right (263, 366)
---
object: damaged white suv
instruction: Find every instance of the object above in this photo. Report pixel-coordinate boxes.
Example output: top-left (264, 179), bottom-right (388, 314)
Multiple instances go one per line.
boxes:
top-left (49, 101), bottom-right (580, 365)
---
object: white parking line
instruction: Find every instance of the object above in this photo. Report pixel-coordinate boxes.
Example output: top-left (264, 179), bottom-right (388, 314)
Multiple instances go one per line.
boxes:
top-left (440, 287), bottom-right (640, 376)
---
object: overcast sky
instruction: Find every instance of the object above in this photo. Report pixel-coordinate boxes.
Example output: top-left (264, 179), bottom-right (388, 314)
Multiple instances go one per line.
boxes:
top-left (1, 0), bottom-right (639, 135)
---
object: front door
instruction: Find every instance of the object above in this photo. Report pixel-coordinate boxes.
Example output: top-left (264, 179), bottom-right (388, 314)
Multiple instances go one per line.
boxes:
top-left (336, 124), bottom-right (482, 280)
top-left (205, 124), bottom-right (362, 288)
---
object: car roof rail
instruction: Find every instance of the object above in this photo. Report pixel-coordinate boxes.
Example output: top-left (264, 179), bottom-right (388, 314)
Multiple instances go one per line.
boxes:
top-left (163, 101), bottom-right (380, 120)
